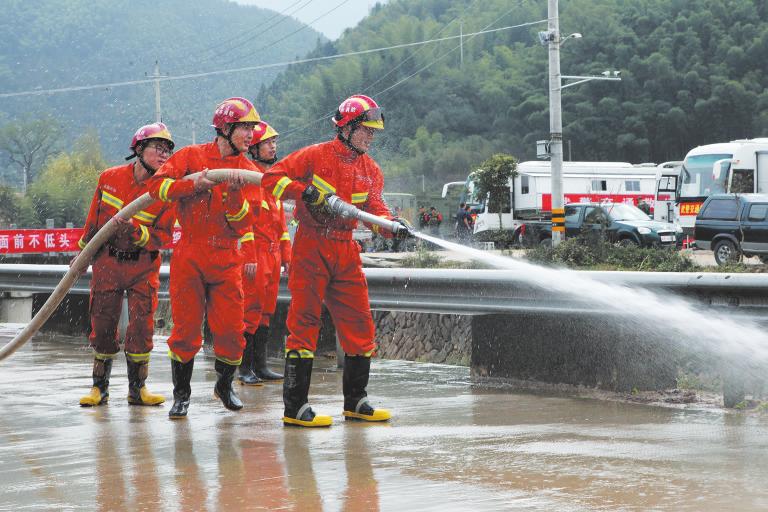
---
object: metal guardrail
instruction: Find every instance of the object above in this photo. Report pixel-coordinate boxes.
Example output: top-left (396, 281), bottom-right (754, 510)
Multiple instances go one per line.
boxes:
top-left (1, 264), bottom-right (768, 317)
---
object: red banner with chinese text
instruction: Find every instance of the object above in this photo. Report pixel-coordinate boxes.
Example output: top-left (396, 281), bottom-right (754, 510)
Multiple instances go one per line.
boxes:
top-left (0, 228), bottom-right (183, 254)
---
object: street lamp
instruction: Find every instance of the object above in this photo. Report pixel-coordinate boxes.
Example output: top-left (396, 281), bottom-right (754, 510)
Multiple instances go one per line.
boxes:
top-left (541, 0), bottom-right (621, 246)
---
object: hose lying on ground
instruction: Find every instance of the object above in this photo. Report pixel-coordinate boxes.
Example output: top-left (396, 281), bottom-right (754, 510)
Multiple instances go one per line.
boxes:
top-left (0, 169), bottom-right (263, 362)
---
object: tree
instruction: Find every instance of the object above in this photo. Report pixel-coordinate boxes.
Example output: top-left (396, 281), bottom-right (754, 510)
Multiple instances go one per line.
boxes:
top-left (0, 116), bottom-right (62, 193)
top-left (25, 131), bottom-right (104, 227)
top-left (472, 153), bottom-right (518, 232)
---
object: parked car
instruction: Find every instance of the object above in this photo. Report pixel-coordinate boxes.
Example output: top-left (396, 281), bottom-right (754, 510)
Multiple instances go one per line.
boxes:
top-left (693, 193), bottom-right (768, 265)
top-left (523, 202), bottom-right (682, 248)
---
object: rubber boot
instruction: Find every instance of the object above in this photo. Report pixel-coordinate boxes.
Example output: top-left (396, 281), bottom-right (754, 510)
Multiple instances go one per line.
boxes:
top-left (253, 326), bottom-right (283, 381)
top-left (342, 355), bottom-right (391, 422)
top-left (126, 359), bottom-right (165, 406)
top-left (214, 359), bottom-right (243, 411)
top-left (79, 357), bottom-right (113, 407)
top-left (282, 353), bottom-right (332, 427)
top-left (169, 358), bottom-right (194, 419)
top-left (238, 332), bottom-right (264, 386)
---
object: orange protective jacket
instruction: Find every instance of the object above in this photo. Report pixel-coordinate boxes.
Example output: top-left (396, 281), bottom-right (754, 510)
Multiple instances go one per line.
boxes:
top-left (261, 138), bottom-right (392, 237)
top-left (79, 163), bottom-right (175, 252)
top-left (146, 142), bottom-right (256, 247)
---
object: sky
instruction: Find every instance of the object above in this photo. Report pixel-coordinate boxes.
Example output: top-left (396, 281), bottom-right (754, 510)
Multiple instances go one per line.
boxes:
top-left (233, 0), bottom-right (390, 40)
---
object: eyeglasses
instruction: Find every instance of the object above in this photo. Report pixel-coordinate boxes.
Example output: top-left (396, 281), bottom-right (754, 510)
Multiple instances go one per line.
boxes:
top-left (147, 143), bottom-right (173, 156)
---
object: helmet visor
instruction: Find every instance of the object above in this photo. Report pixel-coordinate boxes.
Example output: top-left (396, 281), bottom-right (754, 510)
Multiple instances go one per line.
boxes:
top-left (361, 107), bottom-right (385, 129)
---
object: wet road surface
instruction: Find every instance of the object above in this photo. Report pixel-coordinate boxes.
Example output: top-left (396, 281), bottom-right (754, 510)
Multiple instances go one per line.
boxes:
top-left (2, 327), bottom-right (768, 511)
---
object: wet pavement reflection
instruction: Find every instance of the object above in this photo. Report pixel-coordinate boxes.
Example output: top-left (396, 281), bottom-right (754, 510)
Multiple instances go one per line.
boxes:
top-left (2, 328), bottom-right (768, 511)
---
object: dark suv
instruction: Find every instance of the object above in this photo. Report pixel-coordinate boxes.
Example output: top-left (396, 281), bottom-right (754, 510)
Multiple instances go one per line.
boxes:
top-left (693, 194), bottom-right (768, 265)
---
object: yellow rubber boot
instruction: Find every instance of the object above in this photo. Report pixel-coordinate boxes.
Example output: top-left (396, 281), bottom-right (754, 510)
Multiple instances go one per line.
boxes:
top-left (342, 355), bottom-right (391, 422)
top-left (283, 403), bottom-right (333, 428)
top-left (343, 398), bottom-right (391, 422)
top-left (126, 359), bottom-right (165, 406)
top-left (282, 352), bottom-right (332, 427)
top-left (79, 358), bottom-right (112, 407)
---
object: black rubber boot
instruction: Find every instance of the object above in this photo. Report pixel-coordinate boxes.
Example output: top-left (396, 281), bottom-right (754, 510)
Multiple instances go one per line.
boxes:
top-left (253, 326), bottom-right (283, 381)
top-left (127, 359), bottom-right (165, 406)
top-left (214, 359), bottom-right (243, 411)
top-left (238, 332), bottom-right (264, 386)
top-left (169, 358), bottom-right (194, 419)
top-left (342, 355), bottom-right (391, 422)
top-left (79, 357), bottom-right (113, 407)
top-left (282, 353), bottom-right (332, 427)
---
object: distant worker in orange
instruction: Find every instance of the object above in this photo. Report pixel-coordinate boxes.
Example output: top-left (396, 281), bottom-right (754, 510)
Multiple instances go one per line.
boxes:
top-left (147, 98), bottom-right (260, 418)
top-left (78, 122), bottom-right (176, 407)
top-left (239, 121), bottom-right (291, 385)
top-left (262, 94), bottom-right (408, 427)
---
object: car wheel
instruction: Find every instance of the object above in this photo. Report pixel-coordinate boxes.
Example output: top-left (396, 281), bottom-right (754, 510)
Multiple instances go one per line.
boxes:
top-left (713, 239), bottom-right (740, 266)
top-left (759, 255), bottom-right (768, 264)
top-left (539, 237), bottom-right (552, 248)
top-left (617, 237), bottom-right (639, 248)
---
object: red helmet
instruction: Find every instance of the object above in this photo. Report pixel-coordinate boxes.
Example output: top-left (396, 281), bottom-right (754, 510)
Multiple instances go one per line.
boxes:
top-left (212, 97), bottom-right (261, 130)
top-left (250, 121), bottom-right (279, 147)
top-left (333, 94), bottom-right (384, 130)
top-left (130, 122), bottom-right (174, 151)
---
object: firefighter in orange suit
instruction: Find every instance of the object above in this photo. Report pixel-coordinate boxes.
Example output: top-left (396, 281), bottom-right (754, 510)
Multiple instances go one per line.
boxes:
top-left (239, 121), bottom-right (291, 385)
top-left (78, 122), bottom-right (176, 407)
top-left (262, 94), bottom-right (408, 427)
top-left (147, 97), bottom-right (260, 418)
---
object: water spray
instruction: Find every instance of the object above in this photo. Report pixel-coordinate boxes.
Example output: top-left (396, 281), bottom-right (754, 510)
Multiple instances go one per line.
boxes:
top-left (0, 169), bottom-right (263, 362)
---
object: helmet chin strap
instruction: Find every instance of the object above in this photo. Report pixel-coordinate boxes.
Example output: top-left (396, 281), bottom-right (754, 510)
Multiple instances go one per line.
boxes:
top-left (220, 124), bottom-right (241, 156)
top-left (136, 145), bottom-right (157, 176)
top-left (338, 124), bottom-right (365, 155)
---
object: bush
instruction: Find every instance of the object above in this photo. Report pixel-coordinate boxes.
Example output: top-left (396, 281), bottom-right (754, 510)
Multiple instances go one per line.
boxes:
top-left (526, 236), bottom-right (701, 272)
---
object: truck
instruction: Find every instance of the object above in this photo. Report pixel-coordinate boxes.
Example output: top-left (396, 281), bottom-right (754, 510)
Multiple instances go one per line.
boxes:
top-left (693, 193), bottom-right (768, 265)
top-left (442, 160), bottom-right (659, 245)
top-left (521, 202), bottom-right (682, 248)
top-left (661, 138), bottom-right (768, 234)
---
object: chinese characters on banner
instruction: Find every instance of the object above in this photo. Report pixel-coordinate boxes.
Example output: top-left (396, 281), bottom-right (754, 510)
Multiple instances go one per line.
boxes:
top-left (0, 228), bottom-right (183, 254)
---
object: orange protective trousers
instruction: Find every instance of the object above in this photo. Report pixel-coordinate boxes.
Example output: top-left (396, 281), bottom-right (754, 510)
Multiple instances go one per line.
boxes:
top-left (89, 250), bottom-right (160, 355)
top-left (167, 240), bottom-right (246, 363)
top-left (285, 231), bottom-right (375, 355)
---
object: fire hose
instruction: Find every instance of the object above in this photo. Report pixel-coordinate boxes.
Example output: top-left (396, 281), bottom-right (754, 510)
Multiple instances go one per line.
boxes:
top-left (0, 173), bottom-right (408, 361)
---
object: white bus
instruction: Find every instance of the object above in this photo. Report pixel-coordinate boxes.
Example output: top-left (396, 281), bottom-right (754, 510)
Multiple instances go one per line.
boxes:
top-left (672, 138), bottom-right (768, 232)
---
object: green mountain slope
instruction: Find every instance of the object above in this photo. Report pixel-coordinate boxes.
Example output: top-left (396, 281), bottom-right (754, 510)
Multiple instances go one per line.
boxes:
top-left (258, 0), bottom-right (768, 191)
top-left (0, 0), bottom-right (323, 177)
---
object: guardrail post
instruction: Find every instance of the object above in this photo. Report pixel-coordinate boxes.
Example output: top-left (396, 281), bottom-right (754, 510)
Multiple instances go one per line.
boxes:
top-left (0, 292), bottom-right (34, 323)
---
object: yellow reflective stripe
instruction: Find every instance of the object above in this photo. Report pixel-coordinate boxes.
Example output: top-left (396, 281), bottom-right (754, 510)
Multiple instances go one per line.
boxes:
top-left (239, 232), bottom-right (255, 243)
top-left (272, 177), bottom-right (292, 199)
top-left (167, 349), bottom-right (184, 362)
top-left (261, 200), bottom-right (270, 210)
top-left (159, 178), bottom-right (174, 202)
top-left (133, 210), bottom-right (156, 223)
top-left (216, 355), bottom-right (242, 366)
top-left (351, 192), bottom-right (369, 204)
top-left (94, 351), bottom-right (118, 360)
top-left (285, 349), bottom-right (314, 359)
top-left (276, 199), bottom-right (282, 209)
top-left (312, 174), bottom-right (336, 194)
top-left (280, 232), bottom-right (291, 241)
top-left (133, 224), bottom-right (149, 247)
top-left (126, 352), bottom-right (151, 363)
top-left (226, 200), bottom-right (250, 222)
top-left (78, 238), bottom-right (87, 250)
top-left (101, 191), bottom-right (124, 210)
top-left (362, 349), bottom-right (376, 357)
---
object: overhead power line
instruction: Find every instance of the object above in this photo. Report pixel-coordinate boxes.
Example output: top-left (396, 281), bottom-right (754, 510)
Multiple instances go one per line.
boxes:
top-left (0, 20), bottom-right (547, 99)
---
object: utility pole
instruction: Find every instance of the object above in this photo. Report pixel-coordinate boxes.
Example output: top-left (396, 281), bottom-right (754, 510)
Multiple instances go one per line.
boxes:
top-left (547, 0), bottom-right (565, 246)
top-left (152, 61), bottom-right (163, 123)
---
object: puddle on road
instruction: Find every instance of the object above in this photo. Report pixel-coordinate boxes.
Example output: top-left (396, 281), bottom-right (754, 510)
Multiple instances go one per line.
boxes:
top-left (1, 334), bottom-right (768, 511)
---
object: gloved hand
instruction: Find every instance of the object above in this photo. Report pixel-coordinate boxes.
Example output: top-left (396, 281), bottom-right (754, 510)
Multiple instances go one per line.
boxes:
top-left (392, 217), bottom-right (414, 239)
top-left (301, 184), bottom-right (326, 207)
top-left (113, 215), bottom-right (136, 236)
top-left (226, 169), bottom-right (245, 191)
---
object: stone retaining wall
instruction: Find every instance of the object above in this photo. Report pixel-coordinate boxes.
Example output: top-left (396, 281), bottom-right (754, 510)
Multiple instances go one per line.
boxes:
top-left (373, 311), bottom-right (471, 366)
